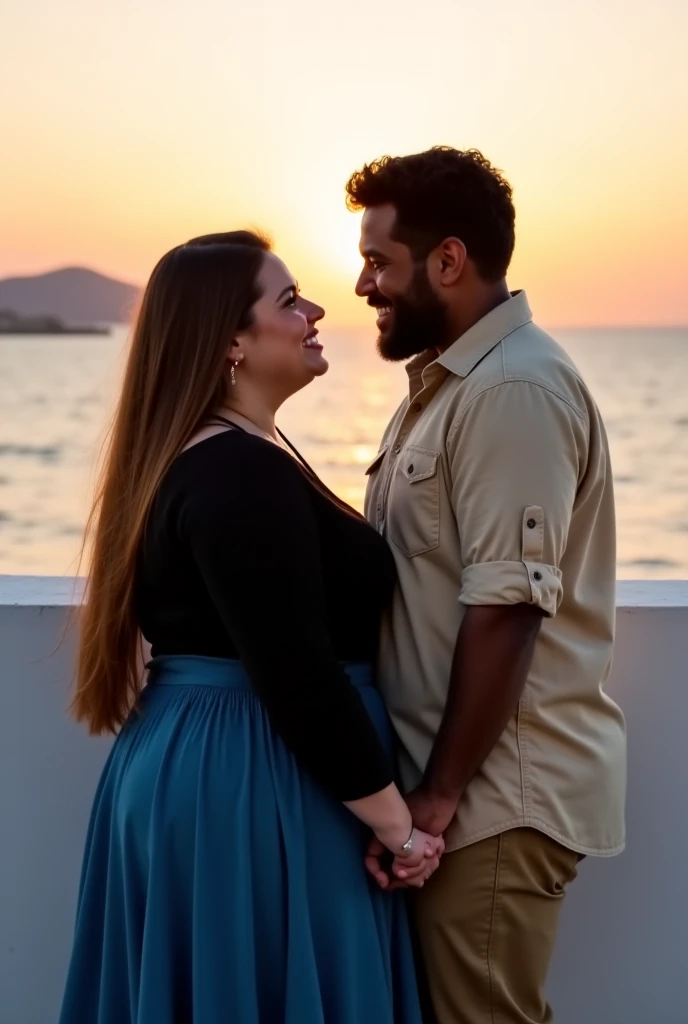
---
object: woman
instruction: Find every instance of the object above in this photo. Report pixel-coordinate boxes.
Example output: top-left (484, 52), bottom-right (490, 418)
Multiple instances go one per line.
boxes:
top-left (60, 231), bottom-right (443, 1023)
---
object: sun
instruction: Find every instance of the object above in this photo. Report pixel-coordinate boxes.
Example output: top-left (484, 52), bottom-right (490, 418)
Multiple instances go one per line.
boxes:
top-left (316, 208), bottom-right (365, 277)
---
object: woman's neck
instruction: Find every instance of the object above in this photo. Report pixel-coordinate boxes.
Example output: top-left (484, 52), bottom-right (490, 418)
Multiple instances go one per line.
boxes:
top-left (217, 396), bottom-right (278, 441)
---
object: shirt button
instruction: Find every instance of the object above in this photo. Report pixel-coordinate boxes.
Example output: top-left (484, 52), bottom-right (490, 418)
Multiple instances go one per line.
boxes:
top-left (393, 444), bottom-right (402, 454)
top-left (533, 571), bottom-right (542, 582)
top-left (408, 464), bottom-right (414, 474)
top-left (527, 518), bottom-right (536, 529)
top-left (412, 402), bottom-right (422, 412)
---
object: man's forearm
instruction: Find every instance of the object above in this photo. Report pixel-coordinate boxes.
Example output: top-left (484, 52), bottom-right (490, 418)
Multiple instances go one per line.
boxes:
top-left (422, 603), bottom-right (544, 802)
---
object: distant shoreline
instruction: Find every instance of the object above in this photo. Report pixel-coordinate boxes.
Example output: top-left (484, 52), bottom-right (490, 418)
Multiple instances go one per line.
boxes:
top-left (0, 327), bottom-right (110, 336)
top-left (0, 309), bottom-right (110, 336)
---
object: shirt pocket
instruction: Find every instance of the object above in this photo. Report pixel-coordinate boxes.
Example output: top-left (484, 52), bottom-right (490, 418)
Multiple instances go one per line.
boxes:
top-left (388, 445), bottom-right (440, 557)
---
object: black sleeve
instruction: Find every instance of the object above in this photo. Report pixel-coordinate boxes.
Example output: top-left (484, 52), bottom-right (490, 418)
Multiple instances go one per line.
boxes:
top-left (180, 438), bottom-right (394, 801)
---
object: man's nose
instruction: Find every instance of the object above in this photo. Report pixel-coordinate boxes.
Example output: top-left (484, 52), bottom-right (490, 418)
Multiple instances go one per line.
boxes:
top-left (355, 266), bottom-right (375, 297)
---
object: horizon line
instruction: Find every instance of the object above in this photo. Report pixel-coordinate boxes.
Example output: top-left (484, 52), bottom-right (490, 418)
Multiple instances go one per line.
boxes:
top-left (2, 266), bottom-right (686, 335)
top-left (103, 320), bottom-right (688, 333)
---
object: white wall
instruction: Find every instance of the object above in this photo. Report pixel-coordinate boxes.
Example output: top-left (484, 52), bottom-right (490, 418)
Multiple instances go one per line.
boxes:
top-left (0, 578), bottom-right (112, 1024)
top-left (548, 581), bottom-right (688, 1024)
top-left (1, 577), bottom-right (686, 1024)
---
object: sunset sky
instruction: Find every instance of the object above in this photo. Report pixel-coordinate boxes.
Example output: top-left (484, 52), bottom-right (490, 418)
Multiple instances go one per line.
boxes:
top-left (2, 0), bottom-right (687, 326)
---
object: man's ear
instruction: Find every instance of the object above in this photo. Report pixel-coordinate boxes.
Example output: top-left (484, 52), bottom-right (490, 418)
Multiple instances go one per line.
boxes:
top-left (434, 237), bottom-right (467, 286)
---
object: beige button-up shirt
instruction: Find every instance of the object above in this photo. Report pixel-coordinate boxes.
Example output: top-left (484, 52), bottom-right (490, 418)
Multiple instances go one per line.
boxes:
top-left (365, 291), bottom-right (626, 856)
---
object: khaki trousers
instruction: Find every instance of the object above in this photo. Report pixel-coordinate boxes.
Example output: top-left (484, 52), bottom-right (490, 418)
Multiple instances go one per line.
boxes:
top-left (413, 828), bottom-right (582, 1024)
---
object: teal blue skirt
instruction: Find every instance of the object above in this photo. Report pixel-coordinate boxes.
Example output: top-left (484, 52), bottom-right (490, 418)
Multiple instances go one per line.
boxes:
top-left (59, 656), bottom-right (424, 1023)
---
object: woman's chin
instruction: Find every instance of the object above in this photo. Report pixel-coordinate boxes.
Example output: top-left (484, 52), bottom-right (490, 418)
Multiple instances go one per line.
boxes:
top-left (291, 352), bottom-right (329, 390)
top-left (303, 352), bottom-right (329, 378)
top-left (311, 356), bottom-right (329, 377)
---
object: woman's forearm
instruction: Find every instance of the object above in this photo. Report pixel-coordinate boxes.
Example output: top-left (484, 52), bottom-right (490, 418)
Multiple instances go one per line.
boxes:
top-left (344, 783), bottom-right (413, 852)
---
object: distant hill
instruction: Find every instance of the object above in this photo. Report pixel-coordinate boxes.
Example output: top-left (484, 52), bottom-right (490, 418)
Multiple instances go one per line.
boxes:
top-left (0, 267), bottom-right (141, 325)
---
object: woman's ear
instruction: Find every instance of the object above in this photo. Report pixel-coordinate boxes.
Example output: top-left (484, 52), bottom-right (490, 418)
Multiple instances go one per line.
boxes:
top-left (227, 337), bottom-right (245, 367)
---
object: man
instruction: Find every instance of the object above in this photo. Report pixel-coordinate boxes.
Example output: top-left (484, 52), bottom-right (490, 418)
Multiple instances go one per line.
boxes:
top-left (346, 147), bottom-right (626, 1023)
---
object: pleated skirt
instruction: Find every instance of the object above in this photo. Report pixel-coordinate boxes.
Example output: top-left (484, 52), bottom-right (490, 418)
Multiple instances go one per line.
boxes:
top-left (59, 656), bottom-right (423, 1023)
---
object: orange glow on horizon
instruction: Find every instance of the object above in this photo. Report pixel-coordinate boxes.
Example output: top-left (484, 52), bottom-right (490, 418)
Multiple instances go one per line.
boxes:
top-left (2, 0), bottom-right (687, 327)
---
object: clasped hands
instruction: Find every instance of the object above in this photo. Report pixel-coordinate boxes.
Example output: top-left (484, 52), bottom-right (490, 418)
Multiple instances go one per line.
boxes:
top-left (365, 787), bottom-right (458, 891)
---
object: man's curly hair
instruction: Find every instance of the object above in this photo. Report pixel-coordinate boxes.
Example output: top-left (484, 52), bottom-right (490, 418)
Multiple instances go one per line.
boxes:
top-left (346, 147), bottom-right (515, 282)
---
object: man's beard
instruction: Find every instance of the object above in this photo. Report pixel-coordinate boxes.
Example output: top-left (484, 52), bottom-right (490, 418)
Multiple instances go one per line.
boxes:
top-left (374, 264), bottom-right (448, 362)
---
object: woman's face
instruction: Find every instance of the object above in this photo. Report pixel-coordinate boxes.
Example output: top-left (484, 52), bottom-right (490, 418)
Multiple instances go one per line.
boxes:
top-left (233, 253), bottom-right (327, 398)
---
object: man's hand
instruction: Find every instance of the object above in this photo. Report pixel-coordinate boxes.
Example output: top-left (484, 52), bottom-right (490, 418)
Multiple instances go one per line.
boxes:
top-left (404, 786), bottom-right (458, 837)
top-left (364, 830), bottom-right (444, 890)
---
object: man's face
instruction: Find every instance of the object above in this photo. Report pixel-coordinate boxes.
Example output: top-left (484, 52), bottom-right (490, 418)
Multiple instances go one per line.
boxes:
top-left (356, 204), bottom-right (448, 361)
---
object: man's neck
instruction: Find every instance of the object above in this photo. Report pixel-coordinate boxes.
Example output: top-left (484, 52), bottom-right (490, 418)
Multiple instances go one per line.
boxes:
top-left (438, 280), bottom-right (511, 353)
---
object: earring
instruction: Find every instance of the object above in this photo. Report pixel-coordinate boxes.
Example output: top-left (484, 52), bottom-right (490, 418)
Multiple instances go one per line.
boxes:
top-left (231, 361), bottom-right (237, 387)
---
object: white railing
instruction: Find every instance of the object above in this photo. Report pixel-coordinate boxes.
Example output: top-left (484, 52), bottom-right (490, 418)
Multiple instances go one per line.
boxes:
top-left (1, 577), bottom-right (687, 1024)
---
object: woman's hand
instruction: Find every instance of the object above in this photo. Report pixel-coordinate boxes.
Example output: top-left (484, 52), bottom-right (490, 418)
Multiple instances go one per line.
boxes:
top-left (364, 829), bottom-right (445, 890)
top-left (392, 828), bottom-right (444, 887)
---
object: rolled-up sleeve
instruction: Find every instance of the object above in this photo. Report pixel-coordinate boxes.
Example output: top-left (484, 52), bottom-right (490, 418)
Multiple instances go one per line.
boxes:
top-left (448, 381), bottom-right (587, 617)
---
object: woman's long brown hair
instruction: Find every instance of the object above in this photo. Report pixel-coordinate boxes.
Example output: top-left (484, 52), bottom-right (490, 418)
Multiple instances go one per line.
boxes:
top-left (72, 231), bottom-right (270, 734)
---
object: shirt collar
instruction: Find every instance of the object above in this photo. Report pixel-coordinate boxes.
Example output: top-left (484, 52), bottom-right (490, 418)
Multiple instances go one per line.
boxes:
top-left (434, 290), bottom-right (533, 378)
top-left (406, 348), bottom-right (437, 391)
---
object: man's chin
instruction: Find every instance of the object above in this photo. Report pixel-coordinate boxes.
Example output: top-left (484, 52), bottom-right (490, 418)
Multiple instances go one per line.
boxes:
top-left (377, 329), bottom-right (428, 363)
top-left (377, 335), bottom-right (405, 362)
